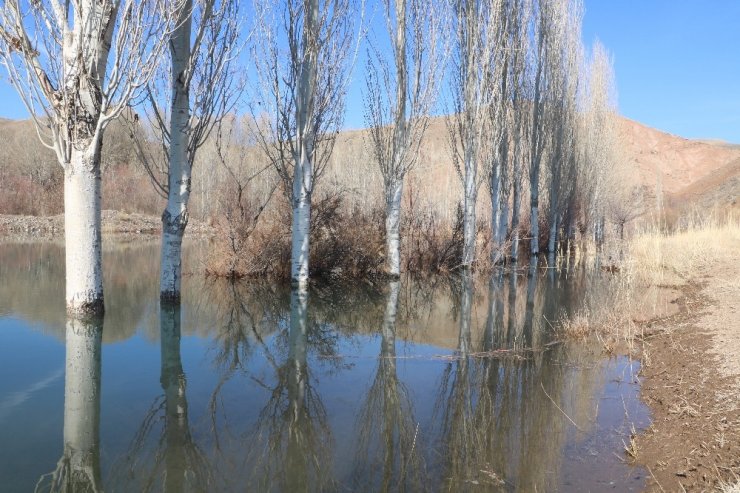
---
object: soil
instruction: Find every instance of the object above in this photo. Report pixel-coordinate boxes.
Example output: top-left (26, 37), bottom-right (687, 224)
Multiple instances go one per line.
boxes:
top-left (636, 260), bottom-right (740, 491)
top-left (0, 210), bottom-right (214, 240)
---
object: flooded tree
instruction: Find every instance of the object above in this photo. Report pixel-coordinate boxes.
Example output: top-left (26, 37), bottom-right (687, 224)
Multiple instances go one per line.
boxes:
top-left (447, 0), bottom-right (501, 267)
top-left (0, 0), bottom-right (173, 315)
top-left (135, 0), bottom-right (241, 301)
top-left (252, 0), bottom-right (357, 285)
top-left (364, 0), bottom-right (445, 277)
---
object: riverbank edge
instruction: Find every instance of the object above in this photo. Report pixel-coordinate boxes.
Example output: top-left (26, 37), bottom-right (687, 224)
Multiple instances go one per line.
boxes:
top-left (0, 211), bottom-right (214, 240)
top-left (633, 270), bottom-right (740, 492)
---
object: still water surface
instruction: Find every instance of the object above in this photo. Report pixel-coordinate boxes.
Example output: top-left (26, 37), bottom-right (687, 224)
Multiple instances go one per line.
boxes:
top-left (0, 241), bottom-right (648, 492)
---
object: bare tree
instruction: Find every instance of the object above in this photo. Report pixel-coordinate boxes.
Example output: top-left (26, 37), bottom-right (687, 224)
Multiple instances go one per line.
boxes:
top-left (364, 0), bottom-right (445, 277)
top-left (252, 0), bottom-right (359, 285)
top-left (447, 0), bottom-right (501, 268)
top-left (133, 0), bottom-right (241, 301)
top-left (580, 39), bottom-right (618, 247)
top-left (487, 0), bottom-right (530, 264)
top-left (0, 0), bottom-right (174, 315)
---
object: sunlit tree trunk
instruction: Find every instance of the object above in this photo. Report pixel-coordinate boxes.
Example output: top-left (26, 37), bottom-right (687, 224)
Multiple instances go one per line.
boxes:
top-left (385, 181), bottom-right (404, 276)
top-left (290, 0), bottom-right (319, 285)
top-left (161, 1), bottom-right (193, 302)
top-left (65, 148), bottom-right (104, 315)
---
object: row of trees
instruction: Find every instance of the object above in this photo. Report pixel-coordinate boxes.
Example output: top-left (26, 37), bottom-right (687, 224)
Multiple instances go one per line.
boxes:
top-left (0, 0), bottom-right (620, 314)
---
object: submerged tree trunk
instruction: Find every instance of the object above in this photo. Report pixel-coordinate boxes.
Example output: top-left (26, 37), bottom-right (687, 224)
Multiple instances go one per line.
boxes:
top-left (65, 148), bottom-right (104, 316)
top-left (385, 179), bottom-right (404, 277)
top-left (160, 0), bottom-right (193, 302)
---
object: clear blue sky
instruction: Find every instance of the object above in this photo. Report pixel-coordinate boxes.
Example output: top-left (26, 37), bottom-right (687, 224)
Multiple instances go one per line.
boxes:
top-left (2, 1), bottom-right (739, 143)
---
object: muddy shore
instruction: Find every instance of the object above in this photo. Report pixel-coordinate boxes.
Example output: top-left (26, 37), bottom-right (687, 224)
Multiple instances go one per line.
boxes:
top-left (636, 261), bottom-right (740, 491)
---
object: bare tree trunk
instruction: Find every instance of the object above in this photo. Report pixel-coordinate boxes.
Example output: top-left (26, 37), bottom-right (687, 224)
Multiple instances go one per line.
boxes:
top-left (65, 148), bottom-right (104, 316)
top-left (291, 154), bottom-right (313, 284)
top-left (511, 173), bottom-right (521, 260)
top-left (385, 179), bottom-right (403, 277)
top-left (160, 1), bottom-right (193, 302)
top-left (490, 159), bottom-right (503, 264)
top-left (462, 165), bottom-right (478, 267)
top-left (291, 0), bottom-right (319, 286)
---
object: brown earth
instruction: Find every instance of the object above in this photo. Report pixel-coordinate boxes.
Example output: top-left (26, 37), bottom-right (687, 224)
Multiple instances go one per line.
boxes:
top-left (635, 259), bottom-right (740, 492)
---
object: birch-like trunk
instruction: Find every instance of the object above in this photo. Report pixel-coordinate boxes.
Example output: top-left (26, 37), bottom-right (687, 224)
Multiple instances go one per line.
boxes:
top-left (62, 315), bottom-right (103, 490)
top-left (511, 170), bottom-right (521, 260)
top-left (385, 179), bottom-right (403, 277)
top-left (65, 148), bottom-right (104, 316)
top-left (490, 161), bottom-right (503, 264)
top-left (291, 157), bottom-right (312, 284)
top-left (462, 152), bottom-right (478, 267)
top-left (530, 198), bottom-right (540, 256)
top-left (160, 1), bottom-right (193, 302)
top-left (547, 212), bottom-right (559, 254)
top-left (291, 0), bottom-right (318, 286)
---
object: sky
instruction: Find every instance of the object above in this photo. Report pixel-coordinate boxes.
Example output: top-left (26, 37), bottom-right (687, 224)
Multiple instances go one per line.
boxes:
top-left (1, 1), bottom-right (739, 143)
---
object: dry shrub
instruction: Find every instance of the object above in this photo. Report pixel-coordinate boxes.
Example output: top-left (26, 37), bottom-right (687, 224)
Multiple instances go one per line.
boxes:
top-left (205, 188), bottom-right (482, 281)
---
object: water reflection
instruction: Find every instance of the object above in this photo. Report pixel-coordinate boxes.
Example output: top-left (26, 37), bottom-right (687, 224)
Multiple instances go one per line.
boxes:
top-left (0, 242), bottom-right (650, 492)
top-left (352, 280), bottom-right (425, 491)
top-left (245, 286), bottom-right (334, 492)
top-left (36, 316), bottom-right (102, 492)
top-left (109, 303), bottom-right (211, 492)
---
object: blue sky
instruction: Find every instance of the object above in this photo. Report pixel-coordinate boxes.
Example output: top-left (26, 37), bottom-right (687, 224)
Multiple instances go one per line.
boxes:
top-left (2, 1), bottom-right (739, 143)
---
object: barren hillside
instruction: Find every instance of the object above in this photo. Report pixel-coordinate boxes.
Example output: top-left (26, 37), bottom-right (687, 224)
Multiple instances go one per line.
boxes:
top-left (617, 118), bottom-right (740, 217)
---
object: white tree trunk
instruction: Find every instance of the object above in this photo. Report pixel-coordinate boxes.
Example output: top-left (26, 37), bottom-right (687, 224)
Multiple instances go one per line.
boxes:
top-left (63, 315), bottom-right (102, 490)
top-left (291, 155), bottom-right (312, 285)
top-left (490, 161), bottom-right (502, 264)
top-left (547, 212), bottom-right (559, 254)
top-left (160, 0), bottom-right (192, 302)
top-left (530, 200), bottom-right (539, 256)
top-left (462, 150), bottom-right (478, 267)
top-left (64, 148), bottom-right (104, 316)
top-left (385, 179), bottom-right (403, 277)
top-left (511, 173), bottom-right (521, 260)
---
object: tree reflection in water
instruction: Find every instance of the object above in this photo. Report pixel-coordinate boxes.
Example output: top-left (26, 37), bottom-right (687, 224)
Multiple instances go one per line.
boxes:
top-left (36, 316), bottom-right (102, 493)
top-left (352, 280), bottom-right (426, 492)
top-left (109, 303), bottom-right (211, 492)
top-left (242, 286), bottom-right (335, 492)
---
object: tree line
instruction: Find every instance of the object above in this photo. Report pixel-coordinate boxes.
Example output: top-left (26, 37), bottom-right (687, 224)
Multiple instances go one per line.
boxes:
top-left (0, 0), bottom-right (621, 315)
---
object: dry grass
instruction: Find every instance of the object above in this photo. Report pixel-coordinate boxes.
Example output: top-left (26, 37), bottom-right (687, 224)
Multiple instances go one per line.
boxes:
top-left (627, 215), bottom-right (740, 287)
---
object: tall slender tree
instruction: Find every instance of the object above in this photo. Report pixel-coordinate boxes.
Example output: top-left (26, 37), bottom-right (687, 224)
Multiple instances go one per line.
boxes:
top-left (364, 0), bottom-right (445, 277)
top-left (253, 0), bottom-right (358, 285)
top-left (135, 0), bottom-right (241, 301)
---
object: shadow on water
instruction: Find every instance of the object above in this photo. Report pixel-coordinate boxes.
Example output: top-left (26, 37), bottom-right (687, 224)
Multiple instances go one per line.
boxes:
top-left (0, 242), bottom-right (649, 492)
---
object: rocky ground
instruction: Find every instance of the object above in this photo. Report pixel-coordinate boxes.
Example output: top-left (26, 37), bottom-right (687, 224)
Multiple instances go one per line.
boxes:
top-left (636, 259), bottom-right (740, 492)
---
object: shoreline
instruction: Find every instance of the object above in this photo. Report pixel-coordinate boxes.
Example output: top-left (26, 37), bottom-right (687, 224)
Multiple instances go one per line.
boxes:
top-left (635, 259), bottom-right (740, 491)
top-left (0, 211), bottom-right (214, 240)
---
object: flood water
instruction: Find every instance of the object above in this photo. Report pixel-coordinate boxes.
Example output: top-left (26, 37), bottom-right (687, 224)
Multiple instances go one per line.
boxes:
top-left (0, 240), bottom-right (649, 492)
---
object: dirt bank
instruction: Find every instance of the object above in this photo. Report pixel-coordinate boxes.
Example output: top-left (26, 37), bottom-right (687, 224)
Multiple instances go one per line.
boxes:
top-left (636, 259), bottom-right (740, 492)
top-left (0, 211), bottom-right (214, 240)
